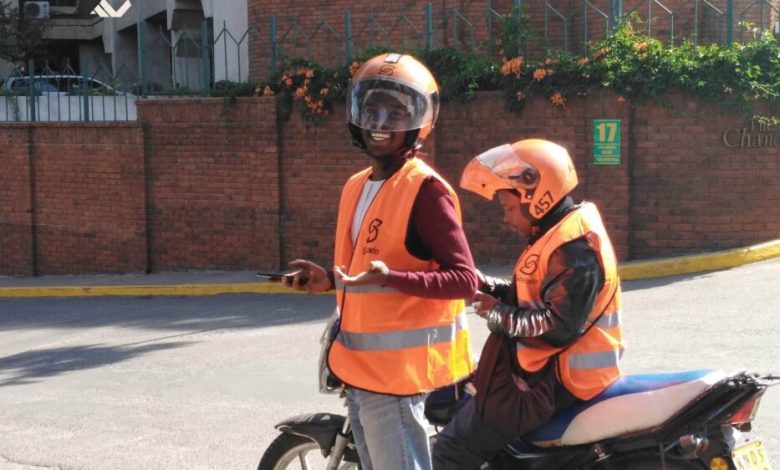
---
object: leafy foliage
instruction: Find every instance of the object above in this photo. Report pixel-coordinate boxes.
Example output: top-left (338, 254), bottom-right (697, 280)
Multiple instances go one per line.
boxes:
top-left (244, 15), bottom-right (780, 120)
top-left (0, 3), bottom-right (47, 63)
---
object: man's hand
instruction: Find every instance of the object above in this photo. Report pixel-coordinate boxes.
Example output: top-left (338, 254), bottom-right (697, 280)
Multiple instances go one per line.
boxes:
top-left (334, 261), bottom-right (390, 287)
top-left (287, 259), bottom-right (331, 293)
top-left (472, 292), bottom-right (498, 319)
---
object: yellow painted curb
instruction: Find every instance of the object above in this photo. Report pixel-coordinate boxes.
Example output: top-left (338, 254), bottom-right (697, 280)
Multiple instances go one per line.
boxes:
top-left (0, 282), bottom-right (328, 298)
top-left (618, 239), bottom-right (780, 281)
top-left (1, 239), bottom-right (777, 298)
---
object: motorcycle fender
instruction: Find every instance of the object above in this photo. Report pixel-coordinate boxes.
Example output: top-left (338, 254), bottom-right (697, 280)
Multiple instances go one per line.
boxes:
top-left (275, 412), bottom-right (347, 456)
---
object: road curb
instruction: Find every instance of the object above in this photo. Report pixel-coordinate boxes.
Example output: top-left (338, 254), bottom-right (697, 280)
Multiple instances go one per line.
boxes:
top-left (0, 282), bottom-right (301, 298)
top-left (617, 239), bottom-right (780, 281)
top-left (1, 239), bottom-right (778, 298)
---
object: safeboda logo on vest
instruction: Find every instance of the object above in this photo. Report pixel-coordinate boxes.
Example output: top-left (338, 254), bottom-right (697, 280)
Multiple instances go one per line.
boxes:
top-left (91, 1), bottom-right (132, 17)
top-left (516, 253), bottom-right (541, 284)
top-left (362, 219), bottom-right (383, 255)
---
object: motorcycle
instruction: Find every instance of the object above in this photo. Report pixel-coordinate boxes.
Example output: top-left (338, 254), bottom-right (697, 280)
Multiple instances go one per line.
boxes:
top-left (257, 369), bottom-right (777, 470)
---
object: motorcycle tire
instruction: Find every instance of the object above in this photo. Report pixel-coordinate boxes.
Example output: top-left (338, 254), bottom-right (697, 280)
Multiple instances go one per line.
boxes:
top-left (257, 432), bottom-right (361, 470)
top-left (609, 454), bottom-right (701, 469)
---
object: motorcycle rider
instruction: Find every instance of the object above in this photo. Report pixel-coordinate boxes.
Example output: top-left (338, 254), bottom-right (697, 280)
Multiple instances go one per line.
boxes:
top-left (286, 53), bottom-right (477, 470)
top-left (433, 139), bottom-right (624, 469)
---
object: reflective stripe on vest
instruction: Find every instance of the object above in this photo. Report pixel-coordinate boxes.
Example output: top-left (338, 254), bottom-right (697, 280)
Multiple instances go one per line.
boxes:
top-left (568, 349), bottom-right (621, 370)
top-left (329, 158), bottom-right (475, 395)
top-left (335, 312), bottom-right (469, 351)
top-left (334, 278), bottom-right (397, 294)
top-left (514, 203), bottom-right (623, 401)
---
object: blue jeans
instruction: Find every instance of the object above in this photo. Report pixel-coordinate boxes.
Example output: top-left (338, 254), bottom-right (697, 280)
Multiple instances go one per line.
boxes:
top-left (346, 388), bottom-right (432, 470)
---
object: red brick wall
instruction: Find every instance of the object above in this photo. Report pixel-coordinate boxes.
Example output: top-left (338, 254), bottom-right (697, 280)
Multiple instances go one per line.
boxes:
top-left (31, 124), bottom-right (147, 274)
top-left (1, 93), bottom-right (777, 276)
top-left (630, 97), bottom-right (780, 258)
top-left (137, 98), bottom-right (281, 271)
top-left (0, 126), bottom-right (34, 276)
top-left (0, 123), bottom-right (146, 275)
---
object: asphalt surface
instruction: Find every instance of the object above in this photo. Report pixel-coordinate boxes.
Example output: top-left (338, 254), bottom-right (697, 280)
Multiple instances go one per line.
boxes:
top-left (0, 258), bottom-right (779, 469)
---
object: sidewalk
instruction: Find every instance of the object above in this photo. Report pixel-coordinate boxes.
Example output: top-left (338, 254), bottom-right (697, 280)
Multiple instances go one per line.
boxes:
top-left (1, 239), bottom-right (778, 298)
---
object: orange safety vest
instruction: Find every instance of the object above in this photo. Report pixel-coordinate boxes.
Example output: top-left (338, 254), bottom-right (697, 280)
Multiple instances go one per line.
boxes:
top-left (514, 203), bottom-right (623, 401)
top-left (328, 158), bottom-right (474, 396)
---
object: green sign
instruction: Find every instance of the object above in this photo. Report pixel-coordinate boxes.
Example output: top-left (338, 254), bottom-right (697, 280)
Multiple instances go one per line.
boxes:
top-left (593, 119), bottom-right (621, 164)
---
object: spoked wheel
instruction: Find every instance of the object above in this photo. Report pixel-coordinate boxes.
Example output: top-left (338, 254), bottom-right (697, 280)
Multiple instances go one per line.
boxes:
top-left (258, 433), bottom-right (360, 470)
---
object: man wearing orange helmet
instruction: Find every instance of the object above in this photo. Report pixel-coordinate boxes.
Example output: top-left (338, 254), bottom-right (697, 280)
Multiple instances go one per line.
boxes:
top-left (286, 53), bottom-right (477, 470)
top-left (432, 139), bottom-right (623, 469)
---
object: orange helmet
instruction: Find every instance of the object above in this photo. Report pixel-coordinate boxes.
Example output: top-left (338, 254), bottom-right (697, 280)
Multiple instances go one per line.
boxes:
top-left (347, 53), bottom-right (440, 154)
top-left (460, 139), bottom-right (578, 219)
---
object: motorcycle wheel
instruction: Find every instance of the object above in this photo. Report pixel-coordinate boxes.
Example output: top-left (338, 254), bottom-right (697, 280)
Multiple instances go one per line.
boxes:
top-left (257, 433), bottom-right (360, 470)
top-left (610, 454), bottom-right (701, 469)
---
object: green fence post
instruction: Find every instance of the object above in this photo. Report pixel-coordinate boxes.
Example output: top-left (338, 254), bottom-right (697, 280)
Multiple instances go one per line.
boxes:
top-left (513, 0), bottom-right (522, 54)
top-left (200, 20), bottom-right (211, 95)
top-left (269, 16), bottom-right (278, 78)
top-left (82, 58), bottom-right (90, 122)
top-left (27, 59), bottom-right (36, 122)
top-left (344, 10), bottom-right (352, 65)
top-left (726, 0), bottom-right (733, 45)
top-left (137, 20), bottom-right (147, 97)
top-left (607, 0), bottom-right (622, 30)
top-left (425, 3), bottom-right (433, 49)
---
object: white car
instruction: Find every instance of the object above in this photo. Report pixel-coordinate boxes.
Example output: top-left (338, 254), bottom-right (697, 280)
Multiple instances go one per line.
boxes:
top-left (1, 75), bottom-right (131, 96)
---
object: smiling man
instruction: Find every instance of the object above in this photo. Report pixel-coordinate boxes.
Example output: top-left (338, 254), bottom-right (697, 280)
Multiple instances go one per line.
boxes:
top-left (285, 53), bottom-right (477, 470)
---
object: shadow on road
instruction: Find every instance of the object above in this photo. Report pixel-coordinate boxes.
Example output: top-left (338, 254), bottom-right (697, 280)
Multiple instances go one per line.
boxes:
top-left (0, 342), bottom-right (190, 387)
top-left (0, 294), bottom-right (336, 332)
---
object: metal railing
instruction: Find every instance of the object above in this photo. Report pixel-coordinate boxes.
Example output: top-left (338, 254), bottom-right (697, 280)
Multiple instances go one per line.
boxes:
top-left (2, 0), bottom-right (777, 122)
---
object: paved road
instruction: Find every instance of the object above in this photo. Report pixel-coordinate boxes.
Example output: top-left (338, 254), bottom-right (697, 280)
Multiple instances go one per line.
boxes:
top-left (1, 258), bottom-right (778, 469)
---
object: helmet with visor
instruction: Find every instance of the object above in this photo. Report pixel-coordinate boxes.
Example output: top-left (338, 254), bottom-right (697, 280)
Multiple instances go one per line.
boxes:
top-left (460, 139), bottom-right (578, 219)
top-left (347, 53), bottom-right (440, 156)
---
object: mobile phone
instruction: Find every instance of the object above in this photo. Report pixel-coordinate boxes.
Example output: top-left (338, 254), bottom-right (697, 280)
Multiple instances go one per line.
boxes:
top-left (256, 271), bottom-right (287, 281)
top-left (256, 271), bottom-right (309, 286)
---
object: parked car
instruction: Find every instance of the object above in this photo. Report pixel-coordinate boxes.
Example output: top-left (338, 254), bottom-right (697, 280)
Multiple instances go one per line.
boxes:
top-left (1, 75), bottom-right (133, 97)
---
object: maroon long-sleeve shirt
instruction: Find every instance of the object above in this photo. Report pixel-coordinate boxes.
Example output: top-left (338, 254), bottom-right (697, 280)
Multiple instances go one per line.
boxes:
top-left (332, 177), bottom-right (478, 300)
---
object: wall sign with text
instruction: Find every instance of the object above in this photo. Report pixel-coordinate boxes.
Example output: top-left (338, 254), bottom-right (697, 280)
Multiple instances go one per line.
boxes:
top-left (593, 119), bottom-right (621, 165)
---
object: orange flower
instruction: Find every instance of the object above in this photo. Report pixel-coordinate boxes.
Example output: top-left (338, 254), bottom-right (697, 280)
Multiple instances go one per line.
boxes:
top-left (295, 87), bottom-right (306, 98)
top-left (305, 68), bottom-right (315, 79)
top-left (320, 87), bottom-right (329, 96)
top-left (253, 86), bottom-right (261, 96)
top-left (515, 91), bottom-right (526, 102)
top-left (577, 57), bottom-right (590, 65)
top-left (283, 75), bottom-right (293, 87)
top-left (544, 57), bottom-right (559, 65)
top-left (545, 68), bottom-right (554, 76)
top-left (617, 96), bottom-right (626, 103)
top-left (500, 57), bottom-right (524, 77)
top-left (262, 86), bottom-right (274, 96)
top-left (533, 68), bottom-right (547, 81)
top-left (550, 92), bottom-right (566, 107)
top-left (634, 42), bottom-right (648, 53)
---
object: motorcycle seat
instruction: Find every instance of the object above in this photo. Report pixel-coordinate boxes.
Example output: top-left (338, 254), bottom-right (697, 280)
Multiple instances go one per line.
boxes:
top-left (524, 369), bottom-right (727, 447)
